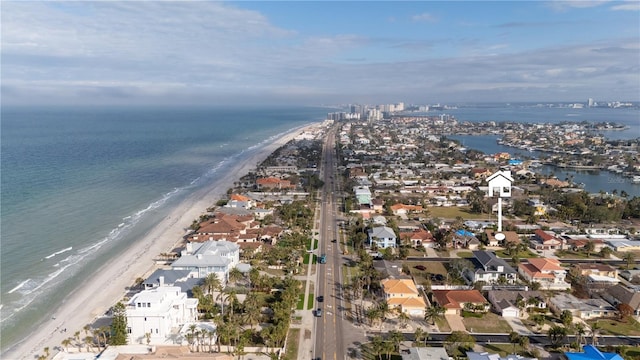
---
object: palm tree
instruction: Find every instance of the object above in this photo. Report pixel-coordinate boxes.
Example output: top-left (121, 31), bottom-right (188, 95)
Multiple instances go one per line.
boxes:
top-left (388, 330), bottom-right (404, 354)
top-left (61, 338), bottom-right (72, 352)
top-left (397, 311), bottom-right (410, 329)
top-left (370, 335), bottom-right (385, 360)
top-left (188, 324), bottom-right (198, 351)
top-left (424, 304), bottom-right (445, 325)
top-left (377, 301), bottom-right (391, 330)
top-left (84, 336), bottom-right (94, 352)
top-left (575, 322), bottom-right (586, 346)
top-left (518, 336), bottom-right (530, 354)
top-left (365, 307), bottom-right (381, 327)
top-left (623, 252), bottom-right (636, 270)
top-left (204, 273), bottom-right (223, 308)
top-left (590, 321), bottom-right (601, 345)
top-left (414, 327), bottom-right (427, 346)
top-left (547, 325), bottom-right (568, 347)
top-left (228, 267), bottom-right (244, 285)
top-left (508, 331), bottom-right (521, 354)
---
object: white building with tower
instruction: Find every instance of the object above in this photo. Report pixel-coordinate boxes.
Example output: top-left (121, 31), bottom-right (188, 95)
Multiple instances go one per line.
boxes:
top-left (486, 170), bottom-right (514, 233)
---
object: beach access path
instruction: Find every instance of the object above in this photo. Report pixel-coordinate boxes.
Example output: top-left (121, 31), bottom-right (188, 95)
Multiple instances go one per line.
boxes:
top-left (5, 124), bottom-right (319, 360)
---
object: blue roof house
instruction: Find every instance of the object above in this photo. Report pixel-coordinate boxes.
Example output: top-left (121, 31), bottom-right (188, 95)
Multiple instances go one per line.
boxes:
top-left (565, 345), bottom-right (624, 360)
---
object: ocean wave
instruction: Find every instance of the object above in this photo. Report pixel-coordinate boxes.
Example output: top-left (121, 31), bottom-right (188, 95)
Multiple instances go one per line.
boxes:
top-left (43, 246), bottom-right (73, 260)
top-left (7, 279), bottom-right (30, 294)
top-left (1, 185), bottom-right (189, 324)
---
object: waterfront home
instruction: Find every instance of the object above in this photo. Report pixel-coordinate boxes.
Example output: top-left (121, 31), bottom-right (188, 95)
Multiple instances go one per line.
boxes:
top-left (548, 293), bottom-right (617, 320)
top-left (126, 284), bottom-right (198, 345)
top-left (518, 258), bottom-right (570, 290)
top-left (367, 226), bottom-right (398, 249)
top-left (487, 290), bottom-right (546, 318)
top-left (381, 278), bottom-right (427, 316)
top-left (255, 176), bottom-right (295, 190)
top-left (190, 212), bottom-right (257, 243)
top-left (466, 250), bottom-right (517, 285)
top-left (225, 193), bottom-right (255, 209)
top-left (432, 290), bottom-right (488, 315)
top-left (171, 241), bottom-right (240, 284)
top-left (531, 229), bottom-right (564, 250)
top-left (142, 270), bottom-right (200, 293)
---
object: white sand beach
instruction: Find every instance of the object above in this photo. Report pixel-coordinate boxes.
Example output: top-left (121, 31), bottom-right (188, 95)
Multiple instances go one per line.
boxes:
top-left (5, 124), bottom-right (318, 360)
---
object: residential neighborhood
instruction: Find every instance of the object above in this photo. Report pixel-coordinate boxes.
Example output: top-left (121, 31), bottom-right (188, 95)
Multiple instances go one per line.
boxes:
top-left (51, 116), bottom-right (639, 360)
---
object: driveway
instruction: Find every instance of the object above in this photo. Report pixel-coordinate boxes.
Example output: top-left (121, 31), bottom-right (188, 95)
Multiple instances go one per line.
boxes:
top-left (444, 314), bottom-right (467, 332)
top-left (504, 316), bottom-right (535, 335)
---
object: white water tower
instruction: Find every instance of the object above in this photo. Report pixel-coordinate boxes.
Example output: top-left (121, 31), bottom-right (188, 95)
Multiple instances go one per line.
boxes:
top-left (487, 170), bottom-right (514, 233)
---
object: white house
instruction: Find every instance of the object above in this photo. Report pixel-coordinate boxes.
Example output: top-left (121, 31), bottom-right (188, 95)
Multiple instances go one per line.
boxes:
top-left (126, 283), bottom-right (198, 344)
top-left (171, 240), bottom-right (240, 284)
top-left (367, 226), bottom-right (397, 249)
top-left (486, 170), bottom-right (513, 198)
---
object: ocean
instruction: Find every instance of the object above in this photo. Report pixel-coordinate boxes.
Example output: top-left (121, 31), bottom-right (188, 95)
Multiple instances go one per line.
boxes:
top-left (1, 104), bottom-right (638, 352)
top-left (0, 105), bottom-right (330, 352)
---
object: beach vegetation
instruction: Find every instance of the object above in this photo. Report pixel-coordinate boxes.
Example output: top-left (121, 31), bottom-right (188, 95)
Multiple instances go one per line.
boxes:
top-left (110, 302), bottom-right (128, 345)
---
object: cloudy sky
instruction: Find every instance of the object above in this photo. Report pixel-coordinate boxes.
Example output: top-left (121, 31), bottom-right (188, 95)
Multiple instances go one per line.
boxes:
top-left (2, 1), bottom-right (639, 106)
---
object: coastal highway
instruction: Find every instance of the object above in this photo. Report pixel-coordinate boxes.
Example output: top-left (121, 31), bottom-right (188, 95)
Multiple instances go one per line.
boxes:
top-left (313, 127), bottom-right (350, 360)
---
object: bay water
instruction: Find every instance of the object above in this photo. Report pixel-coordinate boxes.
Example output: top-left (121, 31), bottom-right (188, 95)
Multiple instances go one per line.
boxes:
top-left (441, 105), bottom-right (640, 196)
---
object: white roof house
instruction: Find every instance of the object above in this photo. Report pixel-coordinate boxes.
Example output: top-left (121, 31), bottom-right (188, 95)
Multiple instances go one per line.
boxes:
top-left (172, 240), bottom-right (240, 283)
top-left (126, 284), bottom-right (198, 345)
top-left (368, 226), bottom-right (397, 249)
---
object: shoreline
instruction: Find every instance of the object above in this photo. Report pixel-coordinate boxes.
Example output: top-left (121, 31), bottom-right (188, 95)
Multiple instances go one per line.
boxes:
top-left (3, 123), bottom-right (319, 360)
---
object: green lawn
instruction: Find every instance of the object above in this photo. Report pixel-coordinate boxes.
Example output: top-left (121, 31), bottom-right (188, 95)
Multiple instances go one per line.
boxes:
top-left (307, 293), bottom-right (315, 310)
top-left (588, 318), bottom-right (640, 336)
top-left (555, 249), bottom-right (600, 259)
top-left (482, 343), bottom-right (518, 357)
top-left (283, 328), bottom-right (300, 360)
top-left (456, 251), bottom-right (474, 258)
top-left (296, 294), bottom-right (306, 310)
top-left (427, 206), bottom-right (489, 220)
top-left (404, 261), bottom-right (448, 275)
top-left (462, 312), bottom-right (514, 333)
top-left (435, 316), bottom-right (451, 332)
top-left (494, 249), bottom-right (539, 259)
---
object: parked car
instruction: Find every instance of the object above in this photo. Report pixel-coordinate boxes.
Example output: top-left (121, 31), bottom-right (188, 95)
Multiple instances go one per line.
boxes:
top-left (317, 295), bottom-right (324, 302)
top-left (315, 308), bottom-right (323, 317)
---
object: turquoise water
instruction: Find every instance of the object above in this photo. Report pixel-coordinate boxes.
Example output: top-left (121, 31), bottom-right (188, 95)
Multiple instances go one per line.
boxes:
top-left (0, 105), bottom-right (329, 352)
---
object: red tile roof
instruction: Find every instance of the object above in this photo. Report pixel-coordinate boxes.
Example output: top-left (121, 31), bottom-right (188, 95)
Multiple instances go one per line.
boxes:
top-left (432, 290), bottom-right (486, 309)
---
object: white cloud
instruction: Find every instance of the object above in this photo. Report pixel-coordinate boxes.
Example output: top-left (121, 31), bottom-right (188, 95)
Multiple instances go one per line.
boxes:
top-left (411, 12), bottom-right (437, 23)
top-left (1, 2), bottom-right (638, 105)
top-left (610, 2), bottom-right (640, 11)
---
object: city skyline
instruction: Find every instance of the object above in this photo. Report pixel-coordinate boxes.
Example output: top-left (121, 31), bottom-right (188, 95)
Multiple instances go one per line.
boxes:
top-left (2, 1), bottom-right (639, 106)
